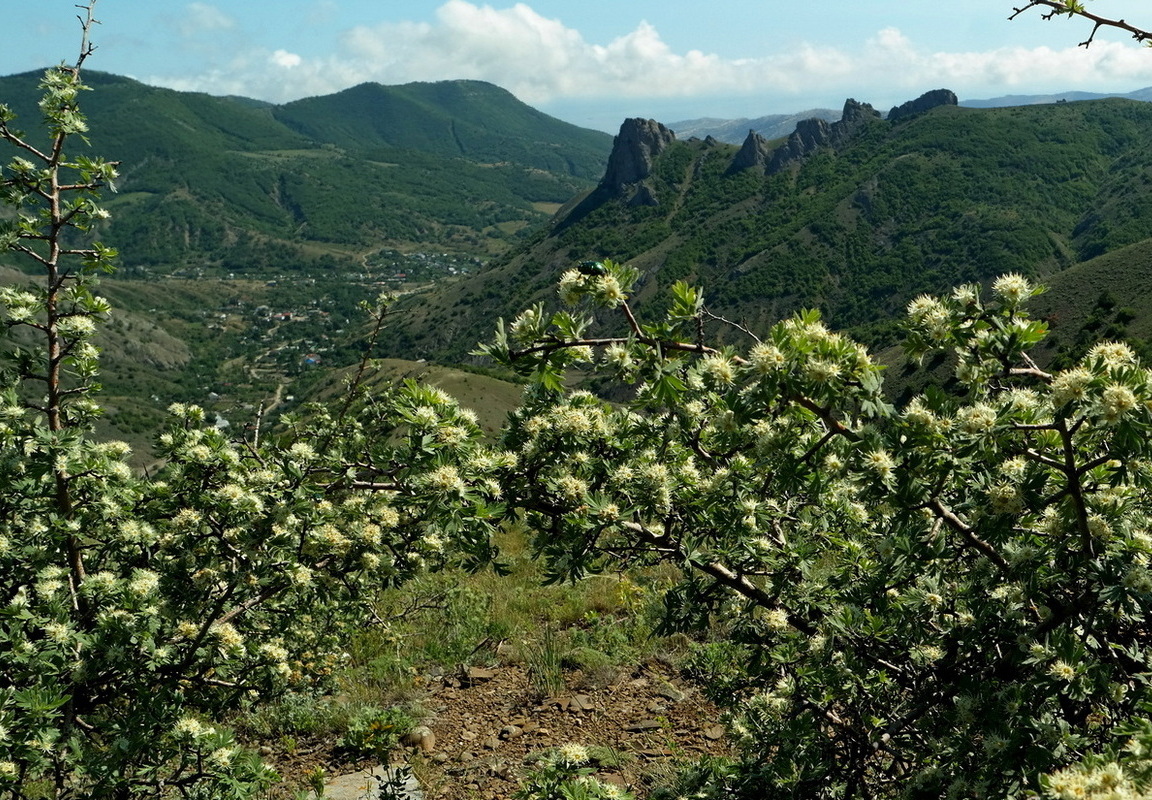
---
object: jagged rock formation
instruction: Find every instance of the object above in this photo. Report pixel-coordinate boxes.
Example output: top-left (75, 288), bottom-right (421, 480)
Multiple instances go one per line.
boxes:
top-left (728, 130), bottom-right (773, 173)
top-left (888, 89), bottom-right (958, 122)
top-left (765, 98), bottom-right (881, 174)
top-left (599, 118), bottom-right (676, 205)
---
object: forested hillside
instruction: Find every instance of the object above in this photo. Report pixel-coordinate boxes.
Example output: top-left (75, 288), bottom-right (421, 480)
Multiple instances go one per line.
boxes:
top-left (386, 96), bottom-right (1152, 361)
top-left (0, 70), bottom-right (612, 271)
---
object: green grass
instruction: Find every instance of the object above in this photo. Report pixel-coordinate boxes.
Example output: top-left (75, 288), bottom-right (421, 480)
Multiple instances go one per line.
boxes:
top-left (331, 524), bottom-right (683, 707)
top-left (307, 358), bottom-right (526, 437)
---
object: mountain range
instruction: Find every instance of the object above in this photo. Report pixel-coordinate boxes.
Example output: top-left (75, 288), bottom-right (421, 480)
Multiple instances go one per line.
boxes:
top-left (384, 90), bottom-right (1152, 367)
top-left (6, 71), bottom-right (1152, 447)
top-left (0, 70), bottom-right (613, 273)
top-left (670, 85), bottom-right (1152, 144)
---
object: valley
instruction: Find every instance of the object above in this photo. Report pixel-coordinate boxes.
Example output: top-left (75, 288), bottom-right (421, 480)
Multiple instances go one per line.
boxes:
top-left (8, 73), bottom-right (1152, 453)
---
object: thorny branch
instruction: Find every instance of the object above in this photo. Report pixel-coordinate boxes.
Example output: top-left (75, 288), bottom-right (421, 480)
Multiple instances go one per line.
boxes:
top-left (1011, 1), bottom-right (1152, 47)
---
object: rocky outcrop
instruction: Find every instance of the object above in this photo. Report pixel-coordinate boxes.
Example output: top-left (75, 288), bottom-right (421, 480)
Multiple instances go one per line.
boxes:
top-left (599, 118), bottom-right (676, 205)
top-left (887, 89), bottom-right (958, 122)
top-left (766, 98), bottom-right (880, 174)
top-left (728, 130), bottom-right (773, 173)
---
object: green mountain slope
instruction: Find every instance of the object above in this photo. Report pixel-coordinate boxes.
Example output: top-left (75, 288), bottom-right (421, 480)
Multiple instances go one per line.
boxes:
top-left (0, 71), bottom-right (613, 271)
top-left (273, 80), bottom-right (609, 178)
top-left (383, 97), bottom-right (1152, 361)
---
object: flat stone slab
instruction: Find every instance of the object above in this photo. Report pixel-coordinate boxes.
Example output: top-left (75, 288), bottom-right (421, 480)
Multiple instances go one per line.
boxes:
top-left (313, 766), bottom-right (422, 800)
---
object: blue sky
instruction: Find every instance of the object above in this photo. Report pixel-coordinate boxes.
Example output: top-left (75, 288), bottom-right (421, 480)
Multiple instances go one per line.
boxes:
top-left (5, 1), bottom-right (1152, 131)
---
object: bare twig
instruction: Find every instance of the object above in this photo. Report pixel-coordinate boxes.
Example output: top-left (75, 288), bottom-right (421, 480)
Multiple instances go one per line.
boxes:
top-left (1010, 1), bottom-right (1152, 47)
top-left (702, 307), bottom-right (762, 344)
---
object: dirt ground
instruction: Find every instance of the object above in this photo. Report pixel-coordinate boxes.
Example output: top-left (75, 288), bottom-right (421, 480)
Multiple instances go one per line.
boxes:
top-left (260, 660), bottom-right (733, 798)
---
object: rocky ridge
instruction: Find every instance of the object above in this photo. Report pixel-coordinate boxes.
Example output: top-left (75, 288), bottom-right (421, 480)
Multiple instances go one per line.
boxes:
top-left (598, 118), bottom-right (677, 206)
top-left (888, 88), bottom-right (959, 122)
top-left (765, 98), bottom-right (882, 174)
top-left (600, 90), bottom-right (959, 191)
top-left (728, 129), bottom-right (772, 173)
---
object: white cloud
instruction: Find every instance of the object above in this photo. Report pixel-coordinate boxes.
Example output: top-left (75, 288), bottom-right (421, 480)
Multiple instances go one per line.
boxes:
top-left (270, 50), bottom-right (302, 69)
top-left (180, 3), bottom-right (235, 36)
top-left (145, 2), bottom-right (1152, 112)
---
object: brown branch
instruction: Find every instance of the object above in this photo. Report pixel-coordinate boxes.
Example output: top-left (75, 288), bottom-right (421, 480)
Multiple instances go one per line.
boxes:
top-left (620, 519), bottom-right (816, 635)
top-left (793, 395), bottom-right (860, 442)
top-left (1056, 416), bottom-right (1096, 559)
top-left (1007, 366), bottom-right (1054, 382)
top-left (1023, 447), bottom-right (1067, 472)
top-left (928, 498), bottom-right (1011, 571)
top-left (1010, 1), bottom-right (1152, 46)
top-left (509, 335), bottom-right (723, 361)
top-left (348, 480), bottom-right (405, 492)
top-left (0, 124), bottom-right (53, 162)
top-left (702, 307), bottom-right (762, 344)
top-left (619, 299), bottom-right (644, 338)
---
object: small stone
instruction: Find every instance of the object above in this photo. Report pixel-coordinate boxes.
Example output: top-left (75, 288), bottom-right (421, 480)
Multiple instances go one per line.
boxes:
top-left (625, 719), bottom-right (662, 732)
top-left (319, 766), bottom-right (422, 800)
top-left (520, 720), bottom-right (539, 734)
top-left (461, 730), bottom-right (477, 741)
top-left (401, 725), bottom-right (436, 753)
top-left (704, 725), bottom-right (726, 740)
top-left (258, 745), bottom-right (273, 756)
top-left (432, 753), bottom-right (449, 764)
top-left (647, 702), bottom-right (667, 714)
top-left (657, 684), bottom-right (687, 702)
top-left (499, 725), bottom-right (523, 739)
top-left (482, 736), bottom-right (499, 750)
top-left (464, 666), bottom-right (497, 683)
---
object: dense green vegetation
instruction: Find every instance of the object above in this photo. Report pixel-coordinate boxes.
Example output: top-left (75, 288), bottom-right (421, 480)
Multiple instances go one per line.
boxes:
top-left (273, 79), bottom-right (610, 178)
top-left (0, 70), bottom-right (612, 271)
top-left (12, 5), bottom-right (1152, 798)
top-left (388, 98), bottom-right (1152, 363)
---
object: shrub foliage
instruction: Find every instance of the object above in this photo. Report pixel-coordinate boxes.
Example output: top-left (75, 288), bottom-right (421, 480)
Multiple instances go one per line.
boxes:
top-left (6, 5), bottom-right (1152, 799)
top-left (483, 262), bottom-right (1152, 798)
top-left (0, 35), bottom-right (504, 798)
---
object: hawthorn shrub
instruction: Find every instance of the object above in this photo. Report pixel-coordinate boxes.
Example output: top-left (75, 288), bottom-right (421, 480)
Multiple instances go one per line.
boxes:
top-left (483, 262), bottom-right (1152, 798)
top-left (8, 5), bottom-right (1152, 800)
top-left (0, 39), bottom-right (506, 799)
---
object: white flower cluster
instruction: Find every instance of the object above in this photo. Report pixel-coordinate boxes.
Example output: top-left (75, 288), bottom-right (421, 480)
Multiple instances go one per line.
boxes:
top-left (1045, 762), bottom-right (1140, 800)
top-left (991, 273), bottom-right (1033, 305)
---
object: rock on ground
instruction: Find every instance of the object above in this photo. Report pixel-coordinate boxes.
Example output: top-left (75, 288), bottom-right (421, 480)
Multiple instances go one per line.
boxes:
top-left (315, 766), bottom-right (422, 800)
